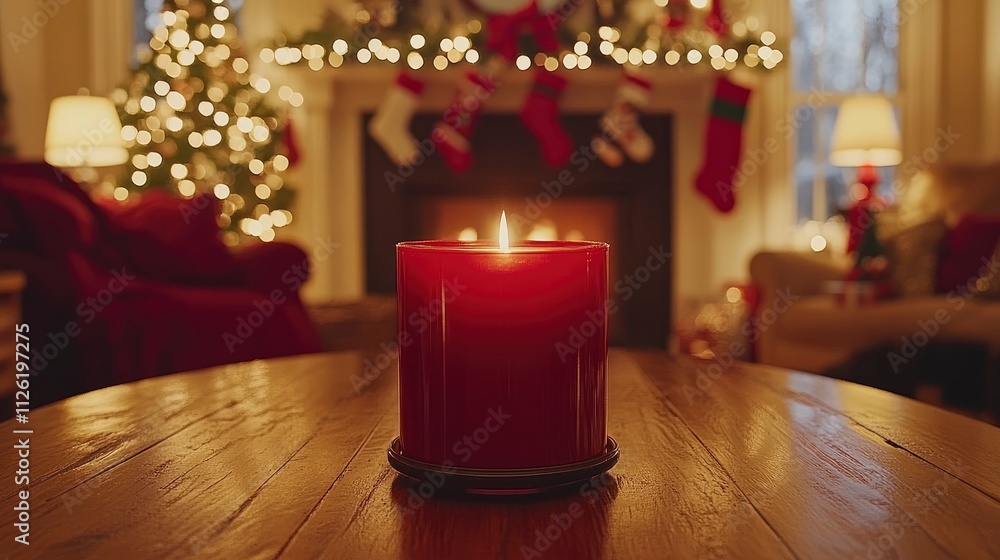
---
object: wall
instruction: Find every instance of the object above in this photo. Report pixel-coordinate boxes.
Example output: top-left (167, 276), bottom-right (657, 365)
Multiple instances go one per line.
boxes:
top-left (2, 0), bottom-right (996, 317)
top-left (984, 0), bottom-right (1000, 159)
top-left (0, 0), bottom-right (88, 159)
top-left (906, 0), bottom-right (1000, 164)
top-left (940, 0), bottom-right (987, 163)
top-left (0, 0), bottom-right (130, 159)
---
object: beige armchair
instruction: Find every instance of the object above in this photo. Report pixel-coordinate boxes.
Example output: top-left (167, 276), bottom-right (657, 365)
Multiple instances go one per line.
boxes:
top-left (750, 250), bottom-right (1000, 374)
top-left (749, 163), bottom-right (1000, 374)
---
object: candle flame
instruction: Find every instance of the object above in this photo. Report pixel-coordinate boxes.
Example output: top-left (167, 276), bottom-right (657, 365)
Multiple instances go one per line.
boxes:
top-left (499, 211), bottom-right (509, 252)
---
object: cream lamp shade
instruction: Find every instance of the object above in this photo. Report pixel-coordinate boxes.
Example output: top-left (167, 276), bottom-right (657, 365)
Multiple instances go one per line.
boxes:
top-left (44, 95), bottom-right (128, 167)
top-left (829, 96), bottom-right (902, 167)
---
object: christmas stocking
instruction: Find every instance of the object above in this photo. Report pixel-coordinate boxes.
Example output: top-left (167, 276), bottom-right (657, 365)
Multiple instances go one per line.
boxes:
top-left (591, 136), bottom-right (624, 168)
top-left (520, 70), bottom-right (573, 167)
top-left (433, 71), bottom-right (498, 173)
top-left (695, 76), bottom-right (752, 213)
top-left (593, 72), bottom-right (654, 167)
top-left (281, 117), bottom-right (301, 168)
top-left (368, 72), bottom-right (425, 165)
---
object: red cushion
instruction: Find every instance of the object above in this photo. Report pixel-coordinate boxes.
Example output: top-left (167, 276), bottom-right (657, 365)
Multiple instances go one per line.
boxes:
top-left (118, 279), bottom-right (320, 380)
top-left (0, 191), bottom-right (24, 247)
top-left (102, 191), bottom-right (239, 285)
top-left (935, 215), bottom-right (1000, 293)
top-left (0, 177), bottom-right (96, 254)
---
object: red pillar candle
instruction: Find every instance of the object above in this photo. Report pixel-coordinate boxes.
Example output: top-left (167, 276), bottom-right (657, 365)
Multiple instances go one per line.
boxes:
top-left (395, 226), bottom-right (609, 473)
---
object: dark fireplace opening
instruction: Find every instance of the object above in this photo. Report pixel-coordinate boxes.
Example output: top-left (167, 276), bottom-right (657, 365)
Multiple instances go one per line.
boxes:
top-left (364, 113), bottom-right (672, 347)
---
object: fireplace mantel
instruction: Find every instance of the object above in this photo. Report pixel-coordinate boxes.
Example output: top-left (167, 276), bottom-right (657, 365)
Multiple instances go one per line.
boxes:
top-left (284, 65), bottom-right (741, 113)
top-left (267, 62), bottom-right (762, 333)
top-left (300, 64), bottom-right (731, 86)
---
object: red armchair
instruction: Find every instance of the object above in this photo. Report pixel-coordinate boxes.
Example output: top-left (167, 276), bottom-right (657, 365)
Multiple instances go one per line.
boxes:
top-left (0, 162), bottom-right (320, 405)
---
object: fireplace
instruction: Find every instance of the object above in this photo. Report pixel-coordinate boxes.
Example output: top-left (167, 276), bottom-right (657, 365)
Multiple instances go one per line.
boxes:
top-left (364, 113), bottom-right (672, 347)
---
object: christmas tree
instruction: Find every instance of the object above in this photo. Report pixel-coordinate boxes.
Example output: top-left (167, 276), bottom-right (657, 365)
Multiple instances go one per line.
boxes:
top-left (849, 216), bottom-right (889, 282)
top-left (111, 0), bottom-right (296, 246)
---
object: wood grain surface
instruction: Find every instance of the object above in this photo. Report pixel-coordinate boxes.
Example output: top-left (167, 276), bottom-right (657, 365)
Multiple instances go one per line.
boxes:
top-left (1, 349), bottom-right (998, 559)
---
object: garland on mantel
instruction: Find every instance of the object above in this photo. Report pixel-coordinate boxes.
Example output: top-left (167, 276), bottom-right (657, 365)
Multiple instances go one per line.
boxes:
top-left (263, 0), bottom-right (783, 73)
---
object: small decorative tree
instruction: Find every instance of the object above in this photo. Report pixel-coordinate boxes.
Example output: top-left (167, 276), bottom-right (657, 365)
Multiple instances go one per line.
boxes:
top-left (112, 0), bottom-right (296, 245)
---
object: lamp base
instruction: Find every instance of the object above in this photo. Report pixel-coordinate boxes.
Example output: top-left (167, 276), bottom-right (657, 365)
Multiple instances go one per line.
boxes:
top-left (387, 436), bottom-right (620, 495)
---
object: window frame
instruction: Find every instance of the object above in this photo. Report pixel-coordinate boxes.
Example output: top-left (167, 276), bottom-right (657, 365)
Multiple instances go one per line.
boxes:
top-left (751, 0), bottom-right (942, 235)
top-left (792, 92), bottom-right (901, 222)
top-left (791, 0), bottom-right (901, 222)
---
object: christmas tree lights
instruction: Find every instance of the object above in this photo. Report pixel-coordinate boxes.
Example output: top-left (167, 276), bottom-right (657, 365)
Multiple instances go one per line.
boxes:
top-left (111, 0), bottom-right (299, 245)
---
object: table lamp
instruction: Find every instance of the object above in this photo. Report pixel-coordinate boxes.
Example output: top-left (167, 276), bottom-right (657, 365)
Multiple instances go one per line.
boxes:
top-left (44, 95), bottom-right (128, 183)
top-left (829, 95), bottom-right (902, 202)
top-left (829, 96), bottom-right (902, 253)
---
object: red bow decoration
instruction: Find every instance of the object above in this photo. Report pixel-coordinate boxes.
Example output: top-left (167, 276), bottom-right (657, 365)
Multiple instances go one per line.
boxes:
top-left (706, 0), bottom-right (729, 36)
top-left (666, 2), bottom-right (688, 30)
top-left (485, 1), bottom-right (559, 61)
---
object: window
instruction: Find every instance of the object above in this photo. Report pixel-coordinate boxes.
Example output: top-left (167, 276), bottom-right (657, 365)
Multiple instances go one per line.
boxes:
top-left (132, 0), bottom-right (244, 64)
top-left (791, 0), bottom-right (899, 222)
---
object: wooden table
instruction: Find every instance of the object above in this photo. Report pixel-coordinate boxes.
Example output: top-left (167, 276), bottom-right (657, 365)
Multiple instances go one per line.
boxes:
top-left (2, 349), bottom-right (999, 559)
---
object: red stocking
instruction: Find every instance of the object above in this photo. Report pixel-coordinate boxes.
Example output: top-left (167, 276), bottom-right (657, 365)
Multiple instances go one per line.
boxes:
top-left (520, 70), bottom-right (573, 167)
top-left (695, 76), bottom-right (752, 213)
top-left (433, 71), bottom-right (498, 173)
top-left (282, 117), bottom-right (301, 168)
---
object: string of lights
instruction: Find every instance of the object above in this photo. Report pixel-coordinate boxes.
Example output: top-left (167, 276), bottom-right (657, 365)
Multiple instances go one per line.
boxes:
top-left (263, 5), bottom-right (782, 73)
